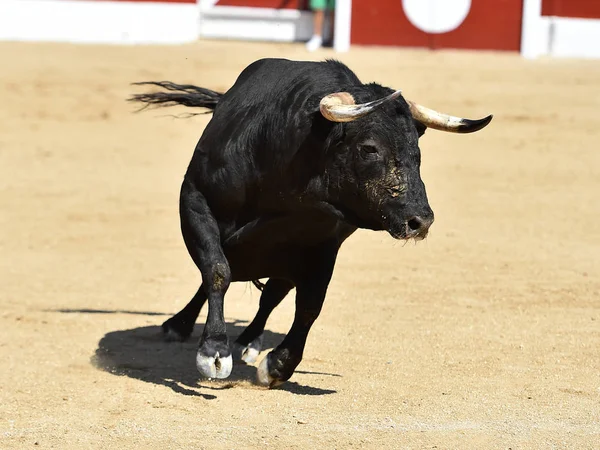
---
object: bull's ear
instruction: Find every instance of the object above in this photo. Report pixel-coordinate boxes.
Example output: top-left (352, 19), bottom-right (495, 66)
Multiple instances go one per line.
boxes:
top-left (414, 119), bottom-right (427, 138)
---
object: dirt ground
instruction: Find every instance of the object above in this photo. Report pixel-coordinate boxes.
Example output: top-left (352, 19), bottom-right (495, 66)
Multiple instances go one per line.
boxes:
top-left (1, 39), bottom-right (599, 449)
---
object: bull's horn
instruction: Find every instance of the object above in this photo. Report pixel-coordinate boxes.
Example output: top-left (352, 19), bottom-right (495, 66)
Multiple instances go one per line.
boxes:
top-left (320, 90), bottom-right (402, 123)
top-left (408, 101), bottom-right (493, 133)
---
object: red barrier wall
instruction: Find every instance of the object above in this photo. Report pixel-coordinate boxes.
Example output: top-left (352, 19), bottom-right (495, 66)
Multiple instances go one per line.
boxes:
top-left (351, 0), bottom-right (523, 51)
top-left (542, 0), bottom-right (600, 19)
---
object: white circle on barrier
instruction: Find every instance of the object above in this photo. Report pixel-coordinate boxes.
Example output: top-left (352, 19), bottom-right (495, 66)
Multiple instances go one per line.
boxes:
top-left (402, 0), bottom-right (472, 34)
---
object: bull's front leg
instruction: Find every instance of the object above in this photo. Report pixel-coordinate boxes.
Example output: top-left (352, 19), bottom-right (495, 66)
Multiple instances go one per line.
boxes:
top-left (180, 180), bottom-right (233, 379)
top-left (256, 245), bottom-right (338, 387)
top-left (234, 278), bottom-right (295, 363)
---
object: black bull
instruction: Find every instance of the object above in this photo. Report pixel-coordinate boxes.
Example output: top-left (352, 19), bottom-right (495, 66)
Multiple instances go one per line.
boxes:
top-left (128, 58), bottom-right (492, 387)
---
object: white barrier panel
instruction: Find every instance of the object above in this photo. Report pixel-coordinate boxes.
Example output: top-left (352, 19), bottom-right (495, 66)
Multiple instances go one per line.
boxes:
top-left (0, 0), bottom-right (199, 45)
top-left (333, 0), bottom-right (351, 52)
top-left (521, 0), bottom-right (546, 58)
top-left (198, 6), bottom-right (314, 42)
top-left (549, 17), bottom-right (600, 59)
top-left (521, 0), bottom-right (600, 59)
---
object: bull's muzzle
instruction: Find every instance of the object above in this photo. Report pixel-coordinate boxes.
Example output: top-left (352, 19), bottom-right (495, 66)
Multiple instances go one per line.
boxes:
top-left (387, 213), bottom-right (434, 241)
top-left (405, 215), bottom-right (434, 240)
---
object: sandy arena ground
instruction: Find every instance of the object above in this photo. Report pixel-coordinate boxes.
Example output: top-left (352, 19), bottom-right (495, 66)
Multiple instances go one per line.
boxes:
top-left (1, 40), bottom-right (599, 449)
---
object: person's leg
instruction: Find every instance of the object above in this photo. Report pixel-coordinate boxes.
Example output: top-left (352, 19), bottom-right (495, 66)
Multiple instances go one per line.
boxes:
top-left (325, 0), bottom-right (335, 44)
top-left (306, 0), bottom-right (327, 51)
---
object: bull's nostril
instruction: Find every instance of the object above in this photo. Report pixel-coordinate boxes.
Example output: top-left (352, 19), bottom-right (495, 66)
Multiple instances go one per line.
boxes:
top-left (407, 217), bottom-right (423, 232)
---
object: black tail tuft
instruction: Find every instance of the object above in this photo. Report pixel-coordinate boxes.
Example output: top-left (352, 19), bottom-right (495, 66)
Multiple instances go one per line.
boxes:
top-left (128, 81), bottom-right (222, 113)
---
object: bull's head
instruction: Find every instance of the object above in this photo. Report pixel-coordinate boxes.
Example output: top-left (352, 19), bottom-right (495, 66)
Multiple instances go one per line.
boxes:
top-left (319, 86), bottom-right (492, 241)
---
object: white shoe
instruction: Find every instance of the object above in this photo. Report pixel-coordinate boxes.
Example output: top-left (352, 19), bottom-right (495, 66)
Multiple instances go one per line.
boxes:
top-left (306, 35), bottom-right (323, 52)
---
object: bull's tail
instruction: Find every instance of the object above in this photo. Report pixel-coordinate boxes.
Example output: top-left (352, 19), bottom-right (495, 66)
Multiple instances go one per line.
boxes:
top-left (128, 81), bottom-right (222, 113)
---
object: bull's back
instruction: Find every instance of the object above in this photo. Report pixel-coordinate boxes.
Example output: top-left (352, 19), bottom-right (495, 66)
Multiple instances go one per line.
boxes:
top-left (184, 58), bottom-right (360, 215)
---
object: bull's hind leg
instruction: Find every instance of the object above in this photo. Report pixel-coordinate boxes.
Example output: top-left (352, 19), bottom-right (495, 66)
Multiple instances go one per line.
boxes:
top-left (234, 278), bottom-right (294, 364)
top-left (257, 245), bottom-right (338, 387)
top-left (161, 284), bottom-right (207, 341)
top-left (180, 180), bottom-right (233, 379)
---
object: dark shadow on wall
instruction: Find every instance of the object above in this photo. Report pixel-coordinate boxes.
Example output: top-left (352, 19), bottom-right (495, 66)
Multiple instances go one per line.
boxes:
top-left (89, 319), bottom-right (338, 399)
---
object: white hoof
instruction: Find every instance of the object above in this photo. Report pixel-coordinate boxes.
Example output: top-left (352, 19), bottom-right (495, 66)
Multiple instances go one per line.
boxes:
top-left (241, 347), bottom-right (260, 364)
top-left (257, 356), bottom-right (273, 386)
top-left (196, 352), bottom-right (233, 379)
top-left (256, 355), bottom-right (283, 388)
top-left (234, 343), bottom-right (260, 364)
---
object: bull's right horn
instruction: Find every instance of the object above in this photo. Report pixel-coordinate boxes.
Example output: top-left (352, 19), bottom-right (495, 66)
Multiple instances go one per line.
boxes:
top-left (408, 101), bottom-right (493, 133)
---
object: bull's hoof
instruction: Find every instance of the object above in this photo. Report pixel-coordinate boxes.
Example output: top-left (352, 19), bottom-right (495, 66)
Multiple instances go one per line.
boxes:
top-left (233, 334), bottom-right (263, 364)
top-left (196, 352), bottom-right (233, 379)
top-left (256, 353), bottom-right (285, 388)
top-left (161, 316), bottom-right (194, 342)
top-left (233, 343), bottom-right (260, 364)
top-left (196, 338), bottom-right (232, 379)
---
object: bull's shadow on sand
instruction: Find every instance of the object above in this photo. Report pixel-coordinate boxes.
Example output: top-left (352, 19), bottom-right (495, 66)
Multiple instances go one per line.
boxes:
top-left (81, 311), bottom-right (337, 399)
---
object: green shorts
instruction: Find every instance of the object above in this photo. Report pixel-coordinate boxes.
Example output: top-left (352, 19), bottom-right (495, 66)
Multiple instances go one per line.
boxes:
top-left (310, 0), bottom-right (335, 10)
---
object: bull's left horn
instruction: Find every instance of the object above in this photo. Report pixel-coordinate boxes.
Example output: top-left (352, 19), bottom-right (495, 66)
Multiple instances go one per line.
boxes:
top-left (408, 101), bottom-right (493, 133)
top-left (320, 90), bottom-right (402, 123)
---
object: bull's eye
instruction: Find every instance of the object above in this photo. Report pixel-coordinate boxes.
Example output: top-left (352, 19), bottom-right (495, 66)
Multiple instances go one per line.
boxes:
top-left (359, 144), bottom-right (379, 159)
top-left (361, 144), bottom-right (378, 153)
